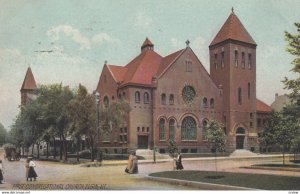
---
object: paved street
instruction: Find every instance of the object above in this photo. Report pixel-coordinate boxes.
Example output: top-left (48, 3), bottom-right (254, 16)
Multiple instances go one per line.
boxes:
top-left (0, 152), bottom-right (298, 190)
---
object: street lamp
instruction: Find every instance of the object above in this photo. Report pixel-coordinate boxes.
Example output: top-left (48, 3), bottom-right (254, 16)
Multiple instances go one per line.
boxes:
top-left (95, 91), bottom-right (100, 163)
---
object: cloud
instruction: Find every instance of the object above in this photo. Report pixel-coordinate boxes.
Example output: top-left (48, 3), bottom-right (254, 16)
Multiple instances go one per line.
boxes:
top-left (47, 25), bottom-right (91, 50)
top-left (47, 25), bottom-right (119, 50)
top-left (170, 38), bottom-right (184, 48)
top-left (134, 12), bottom-right (153, 29)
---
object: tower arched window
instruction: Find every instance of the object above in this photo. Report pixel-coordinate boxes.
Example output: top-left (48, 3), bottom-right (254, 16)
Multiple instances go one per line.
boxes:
top-left (241, 52), bottom-right (245, 68)
top-left (203, 97), bottom-right (208, 108)
top-left (238, 87), bottom-right (242, 105)
top-left (169, 119), bottom-right (175, 140)
top-left (135, 91), bottom-right (140, 103)
top-left (248, 53), bottom-right (252, 69)
top-left (214, 53), bottom-right (218, 69)
top-left (169, 94), bottom-right (174, 105)
top-left (161, 93), bottom-right (166, 105)
top-left (103, 96), bottom-right (109, 108)
top-left (144, 92), bottom-right (150, 104)
top-left (221, 51), bottom-right (225, 68)
top-left (159, 118), bottom-right (165, 140)
top-left (210, 98), bottom-right (214, 108)
top-left (248, 82), bottom-right (250, 99)
top-left (235, 50), bottom-right (238, 67)
top-left (181, 116), bottom-right (197, 140)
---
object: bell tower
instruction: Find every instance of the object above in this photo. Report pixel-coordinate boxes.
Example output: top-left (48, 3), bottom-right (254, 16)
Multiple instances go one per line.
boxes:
top-left (20, 67), bottom-right (37, 106)
top-left (209, 9), bottom-right (257, 151)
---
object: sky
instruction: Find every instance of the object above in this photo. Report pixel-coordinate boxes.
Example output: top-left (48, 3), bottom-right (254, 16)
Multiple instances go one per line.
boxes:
top-left (0, 0), bottom-right (300, 130)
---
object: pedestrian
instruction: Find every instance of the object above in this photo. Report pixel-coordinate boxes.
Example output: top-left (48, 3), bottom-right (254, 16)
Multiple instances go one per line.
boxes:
top-left (125, 151), bottom-right (133, 173)
top-left (0, 160), bottom-right (4, 184)
top-left (28, 157), bottom-right (38, 181)
top-left (129, 151), bottom-right (138, 174)
top-left (176, 153), bottom-right (184, 170)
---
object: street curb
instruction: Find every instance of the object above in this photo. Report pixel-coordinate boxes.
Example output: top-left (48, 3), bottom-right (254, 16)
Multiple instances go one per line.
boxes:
top-left (145, 175), bottom-right (255, 190)
top-left (242, 166), bottom-right (300, 172)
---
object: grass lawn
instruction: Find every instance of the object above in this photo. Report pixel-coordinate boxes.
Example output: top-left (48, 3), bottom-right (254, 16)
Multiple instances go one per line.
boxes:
top-left (149, 170), bottom-right (300, 190)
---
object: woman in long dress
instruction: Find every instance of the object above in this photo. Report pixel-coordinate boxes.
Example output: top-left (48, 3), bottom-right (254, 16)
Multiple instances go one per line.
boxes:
top-left (28, 158), bottom-right (38, 181)
top-left (125, 152), bottom-right (133, 173)
top-left (129, 152), bottom-right (138, 174)
top-left (176, 153), bottom-right (184, 170)
top-left (25, 158), bottom-right (30, 181)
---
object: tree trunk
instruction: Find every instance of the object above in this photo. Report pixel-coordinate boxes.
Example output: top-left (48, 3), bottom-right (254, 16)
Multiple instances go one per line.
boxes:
top-left (31, 144), bottom-right (34, 157)
top-left (46, 142), bottom-right (49, 159)
top-left (60, 136), bottom-right (63, 160)
top-left (90, 138), bottom-right (94, 162)
top-left (62, 134), bottom-right (68, 162)
top-left (53, 137), bottom-right (56, 159)
top-left (37, 143), bottom-right (40, 159)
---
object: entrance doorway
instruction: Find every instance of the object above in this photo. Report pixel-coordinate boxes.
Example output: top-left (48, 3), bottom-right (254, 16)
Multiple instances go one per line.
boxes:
top-left (236, 136), bottom-right (245, 149)
top-left (137, 135), bottom-right (148, 149)
top-left (236, 127), bottom-right (246, 149)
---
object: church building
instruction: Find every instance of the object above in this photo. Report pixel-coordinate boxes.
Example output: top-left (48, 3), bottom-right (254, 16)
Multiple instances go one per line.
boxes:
top-left (96, 10), bottom-right (272, 154)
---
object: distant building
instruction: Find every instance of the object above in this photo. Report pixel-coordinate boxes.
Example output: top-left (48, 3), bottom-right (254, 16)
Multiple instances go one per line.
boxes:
top-left (20, 67), bottom-right (37, 106)
top-left (271, 93), bottom-right (291, 112)
top-left (96, 10), bottom-right (272, 154)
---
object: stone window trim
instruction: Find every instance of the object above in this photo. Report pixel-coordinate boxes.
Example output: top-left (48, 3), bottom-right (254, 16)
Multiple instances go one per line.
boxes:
top-left (182, 85), bottom-right (196, 104)
top-left (203, 97), bottom-right (208, 108)
top-left (169, 94), bottom-right (174, 105)
top-left (221, 51), bottom-right (225, 68)
top-left (234, 50), bottom-right (238, 67)
top-left (144, 92), bottom-right (150, 104)
top-left (181, 116), bottom-right (197, 140)
top-left (248, 53), bottom-right (252, 69)
top-left (159, 118), bottom-right (166, 140)
top-left (241, 52), bottom-right (245, 69)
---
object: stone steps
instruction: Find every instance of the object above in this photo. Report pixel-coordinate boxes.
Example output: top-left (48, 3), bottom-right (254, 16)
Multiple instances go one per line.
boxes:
top-left (230, 149), bottom-right (258, 157)
top-left (136, 149), bottom-right (171, 160)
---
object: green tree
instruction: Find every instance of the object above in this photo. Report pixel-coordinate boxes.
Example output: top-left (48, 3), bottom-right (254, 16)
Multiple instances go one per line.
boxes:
top-left (167, 139), bottom-right (178, 158)
top-left (260, 112), bottom-right (298, 164)
top-left (0, 123), bottom-right (7, 146)
top-left (68, 84), bottom-right (97, 161)
top-left (206, 120), bottom-right (226, 175)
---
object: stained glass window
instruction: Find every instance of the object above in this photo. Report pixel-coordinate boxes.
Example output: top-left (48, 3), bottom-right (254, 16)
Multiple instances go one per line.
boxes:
top-left (181, 116), bottom-right (197, 140)
top-left (169, 119), bottom-right (175, 140)
top-left (182, 86), bottom-right (196, 104)
top-left (159, 119), bottom-right (165, 140)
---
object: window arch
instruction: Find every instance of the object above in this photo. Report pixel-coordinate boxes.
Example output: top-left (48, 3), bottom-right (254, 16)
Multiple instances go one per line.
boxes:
top-left (203, 97), bottom-right (208, 108)
top-left (144, 92), bottom-right (150, 104)
top-left (103, 96), bottom-right (109, 108)
top-left (210, 98), bottom-right (214, 108)
top-left (161, 93), bottom-right (166, 105)
top-left (202, 119), bottom-right (208, 140)
top-left (135, 91), bottom-right (140, 103)
top-left (236, 127), bottom-right (245, 134)
top-left (159, 118), bottom-right (165, 140)
top-left (169, 119), bottom-right (175, 140)
top-left (169, 94), bottom-right (174, 105)
top-left (181, 116), bottom-right (197, 140)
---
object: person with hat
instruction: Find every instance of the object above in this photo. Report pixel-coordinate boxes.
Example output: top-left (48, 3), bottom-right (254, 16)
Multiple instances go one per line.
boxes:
top-left (26, 157), bottom-right (38, 181)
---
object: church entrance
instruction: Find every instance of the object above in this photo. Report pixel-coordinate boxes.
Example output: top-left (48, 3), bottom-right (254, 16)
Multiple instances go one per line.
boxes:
top-left (137, 135), bottom-right (148, 149)
top-left (236, 127), bottom-right (246, 149)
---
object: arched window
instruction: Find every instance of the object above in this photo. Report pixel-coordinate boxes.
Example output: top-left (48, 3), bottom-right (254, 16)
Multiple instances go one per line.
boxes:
top-left (235, 50), bottom-right (238, 67)
top-left (159, 119), bottom-right (165, 140)
top-left (169, 119), bottom-right (175, 140)
top-left (238, 87), bottom-right (242, 105)
top-left (135, 91), bottom-right (140, 103)
top-left (248, 53), bottom-right (252, 69)
top-left (210, 98), bottom-right (214, 108)
top-left (161, 93), bottom-right (166, 105)
top-left (181, 116), bottom-right (197, 140)
top-left (236, 127), bottom-right (245, 134)
top-left (144, 92), bottom-right (150, 104)
top-left (169, 94), bottom-right (174, 105)
top-left (203, 97), bottom-right (208, 108)
top-left (118, 94), bottom-right (122, 100)
top-left (202, 120), bottom-right (208, 140)
top-left (103, 96), bottom-right (109, 108)
top-left (241, 52), bottom-right (245, 68)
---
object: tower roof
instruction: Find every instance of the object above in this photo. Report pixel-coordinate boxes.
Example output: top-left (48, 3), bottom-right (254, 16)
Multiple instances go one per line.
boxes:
top-left (141, 38), bottom-right (154, 49)
top-left (21, 67), bottom-right (37, 91)
top-left (210, 11), bottom-right (256, 46)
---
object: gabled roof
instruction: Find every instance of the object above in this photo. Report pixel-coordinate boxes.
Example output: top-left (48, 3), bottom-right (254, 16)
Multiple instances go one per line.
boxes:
top-left (256, 99), bottom-right (272, 113)
top-left (107, 65), bottom-right (128, 83)
top-left (156, 49), bottom-right (185, 77)
top-left (210, 12), bottom-right (256, 46)
top-left (21, 67), bottom-right (37, 91)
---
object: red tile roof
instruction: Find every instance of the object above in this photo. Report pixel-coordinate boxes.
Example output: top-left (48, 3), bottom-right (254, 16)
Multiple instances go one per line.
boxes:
top-left (21, 67), bottom-right (37, 91)
top-left (210, 13), bottom-right (256, 46)
top-left (256, 99), bottom-right (272, 113)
